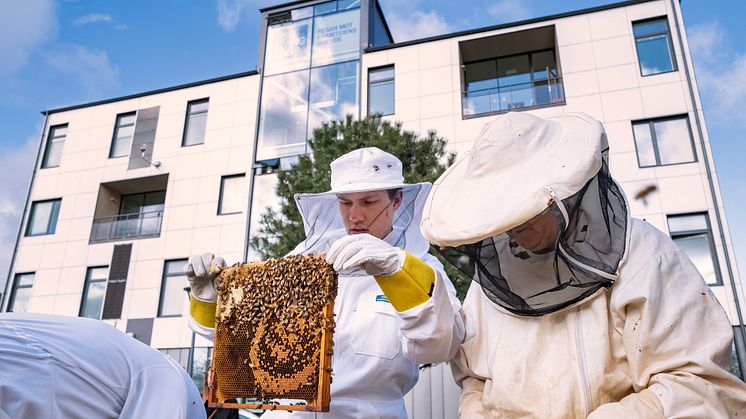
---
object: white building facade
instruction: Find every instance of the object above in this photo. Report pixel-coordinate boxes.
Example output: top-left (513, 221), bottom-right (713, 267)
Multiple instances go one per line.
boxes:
top-left (3, 0), bottom-right (744, 416)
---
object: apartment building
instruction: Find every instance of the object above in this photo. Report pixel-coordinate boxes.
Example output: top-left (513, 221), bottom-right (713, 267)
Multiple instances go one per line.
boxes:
top-left (3, 0), bottom-right (743, 416)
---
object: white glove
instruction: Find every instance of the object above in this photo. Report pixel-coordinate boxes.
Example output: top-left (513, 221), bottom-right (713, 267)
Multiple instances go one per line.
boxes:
top-left (183, 253), bottom-right (226, 302)
top-left (326, 234), bottom-right (405, 276)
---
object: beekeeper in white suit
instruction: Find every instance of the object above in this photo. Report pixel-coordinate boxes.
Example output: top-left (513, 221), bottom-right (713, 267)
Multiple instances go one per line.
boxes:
top-left (0, 313), bottom-right (205, 419)
top-left (420, 111), bottom-right (746, 417)
top-left (186, 147), bottom-right (464, 418)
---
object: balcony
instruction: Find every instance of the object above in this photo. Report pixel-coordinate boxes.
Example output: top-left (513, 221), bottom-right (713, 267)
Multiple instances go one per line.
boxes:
top-left (462, 79), bottom-right (565, 117)
top-left (90, 210), bottom-right (163, 242)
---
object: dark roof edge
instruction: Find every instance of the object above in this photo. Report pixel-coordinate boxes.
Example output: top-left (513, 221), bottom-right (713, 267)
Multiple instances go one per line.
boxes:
top-left (42, 70), bottom-right (259, 115)
top-left (260, 0), bottom-right (319, 13)
top-left (366, 0), bottom-right (656, 53)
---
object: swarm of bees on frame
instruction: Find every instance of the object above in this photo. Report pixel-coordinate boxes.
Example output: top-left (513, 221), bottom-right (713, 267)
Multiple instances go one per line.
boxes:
top-left (212, 254), bottom-right (338, 405)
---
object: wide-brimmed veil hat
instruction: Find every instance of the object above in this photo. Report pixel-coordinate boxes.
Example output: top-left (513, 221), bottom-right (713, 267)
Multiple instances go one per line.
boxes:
top-left (421, 112), bottom-right (630, 316)
top-left (292, 147), bottom-right (431, 261)
top-left (422, 112), bottom-right (605, 247)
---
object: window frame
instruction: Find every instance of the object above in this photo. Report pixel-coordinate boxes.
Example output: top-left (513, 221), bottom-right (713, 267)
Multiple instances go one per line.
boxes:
top-left (109, 111), bottom-right (137, 158)
top-left (79, 266), bottom-right (109, 319)
top-left (181, 98), bottom-right (210, 147)
top-left (461, 48), bottom-right (564, 119)
top-left (41, 124), bottom-right (68, 169)
top-left (632, 16), bottom-right (678, 77)
top-left (25, 198), bottom-right (62, 237)
top-left (218, 174), bottom-right (246, 215)
top-left (8, 272), bottom-right (35, 313)
top-left (367, 65), bottom-right (395, 116)
top-left (631, 115), bottom-right (697, 168)
top-left (667, 211), bottom-right (722, 286)
top-left (158, 258), bottom-right (189, 318)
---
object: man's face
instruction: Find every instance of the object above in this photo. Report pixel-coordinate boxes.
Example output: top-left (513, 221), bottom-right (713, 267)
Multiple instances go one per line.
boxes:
top-left (337, 189), bottom-right (402, 240)
top-left (506, 208), bottom-right (562, 254)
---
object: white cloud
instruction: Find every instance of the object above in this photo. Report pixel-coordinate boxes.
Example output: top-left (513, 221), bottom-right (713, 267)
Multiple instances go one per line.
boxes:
top-left (383, 8), bottom-right (453, 42)
top-left (216, 0), bottom-right (254, 32)
top-left (74, 13), bottom-right (112, 25)
top-left (0, 0), bottom-right (57, 78)
top-left (43, 44), bottom-right (120, 98)
top-left (0, 132), bottom-right (39, 292)
top-left (486, 0), bottom-right (532, 23)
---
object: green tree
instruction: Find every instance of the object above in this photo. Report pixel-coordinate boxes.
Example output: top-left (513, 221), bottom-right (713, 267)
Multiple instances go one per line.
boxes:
top-left (250, 114), bottom-right (471, 299)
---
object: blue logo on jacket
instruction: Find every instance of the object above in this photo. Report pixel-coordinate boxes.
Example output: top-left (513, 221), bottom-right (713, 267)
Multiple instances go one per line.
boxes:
top-left (375, 294), bottom-right (390, 303)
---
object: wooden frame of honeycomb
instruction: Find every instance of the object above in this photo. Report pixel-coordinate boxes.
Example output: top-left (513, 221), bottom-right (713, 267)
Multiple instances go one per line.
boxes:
top-left (206, 254), bottom-right (337, 412)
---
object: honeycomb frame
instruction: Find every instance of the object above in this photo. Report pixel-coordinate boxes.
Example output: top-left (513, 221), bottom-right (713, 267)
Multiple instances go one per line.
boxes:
top-left (207, 254), bottom-right (337, 412)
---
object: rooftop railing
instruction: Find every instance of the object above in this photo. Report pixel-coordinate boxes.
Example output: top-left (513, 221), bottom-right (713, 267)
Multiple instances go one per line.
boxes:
top-left (462, 78), bottom-right (565, 117)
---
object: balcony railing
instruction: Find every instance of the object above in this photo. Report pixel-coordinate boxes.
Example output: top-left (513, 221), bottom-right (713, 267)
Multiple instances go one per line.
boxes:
top-left (90, 210), bottom-right (163, 242)
top-left (462, 79), bottom-right (565, 117)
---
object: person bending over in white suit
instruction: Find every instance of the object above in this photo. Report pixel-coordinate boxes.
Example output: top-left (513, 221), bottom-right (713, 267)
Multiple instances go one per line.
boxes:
top-left (0, 313), bottom-right (205, 419)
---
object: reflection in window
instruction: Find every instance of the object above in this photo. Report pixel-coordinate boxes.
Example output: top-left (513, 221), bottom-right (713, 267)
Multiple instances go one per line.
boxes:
top-left (311, 9), bottom-right (360, 67)
top-left (26, 199), bottom-right (61, 236)
top-left (633, 18), bottom-right (676, 76)
top-left (219, 174), bottom-right (246, 215)
top-left (182, 99), bottom-right (209, 146)
top-left (80, 266), bottom-right (109, 319)
top-left (42, 124), bottom-right (67, 168)
top-left (462, 50), bottom-right (563, 116)
top-left (632, 116), bottom-right (696, 167)
top-left (668, 213), bottom-right (720, 285)
top-left (308, 61), bottom-right (359, 134)
top-left (118, 190), bottom-right (165, 237)
top-left (8, 273), bottom-right (34, 313)
top-left (257, 70), bottom-right (310, 160)
top-left (248, 173), bottom-right (281, 262)
top-left (264, 18), bottom-right (313, 76)
top-left (110, 112), bottom-right (136, 158)
top-left (159, 259), bottom-right (189, 317)
top-left (368, 66), bottom-right (395, 116)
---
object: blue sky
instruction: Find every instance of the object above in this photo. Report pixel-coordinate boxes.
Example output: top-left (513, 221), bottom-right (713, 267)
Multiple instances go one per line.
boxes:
top-left (1, 0), bottom-right (745, 291)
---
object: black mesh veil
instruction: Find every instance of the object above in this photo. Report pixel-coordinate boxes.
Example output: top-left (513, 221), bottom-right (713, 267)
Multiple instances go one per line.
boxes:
top-left (441, 156), bottom-right (630, 316)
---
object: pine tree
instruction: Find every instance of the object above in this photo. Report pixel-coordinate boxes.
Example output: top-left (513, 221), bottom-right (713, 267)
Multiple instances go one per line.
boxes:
top-left (250, 114), bottom-right (470, 299)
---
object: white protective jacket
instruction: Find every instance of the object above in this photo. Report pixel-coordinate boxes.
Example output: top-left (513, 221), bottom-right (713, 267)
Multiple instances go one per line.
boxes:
top-left (452, 219), bottom-right (746, 418)
top-left (0, 313), bottom-right (205, 419)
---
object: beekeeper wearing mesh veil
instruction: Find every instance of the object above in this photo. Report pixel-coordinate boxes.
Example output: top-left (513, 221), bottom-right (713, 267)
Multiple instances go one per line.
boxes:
top-left (187, 147), bottom-right (464, 418)
top-left (421, 112), bottom-right (746, 418)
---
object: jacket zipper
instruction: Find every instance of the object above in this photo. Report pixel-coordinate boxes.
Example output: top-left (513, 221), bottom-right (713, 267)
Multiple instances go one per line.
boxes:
top-left (575, 307), bottom-right (592, 415)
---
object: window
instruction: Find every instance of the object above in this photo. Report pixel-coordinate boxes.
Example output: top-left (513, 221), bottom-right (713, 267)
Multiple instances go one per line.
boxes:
top-left (633, 18), bottom-right (677, 76)
top-left (182, 99), bottom-right (209, 146)
top-left (110, 112), bottom-right (136, 158)
top-left (79, 266), bottom-right (109, 319)
top-left (160, 347), bottom-right (213, 393)
top-left (668, 213), bottom-right (721, 285)
top-left (8, 273), bottom-right (34, 312)
top-left (41, 124), bottom-right (67, 168)
top-left (632, 116), bottom-right (696, 167)
top-left (368, 66), bottom-right (395, 116)
top-left (462, 49), bottom-right (563, 117)
top-left (218, 174), bottom-right (246, 215)
top-left (25, 199), bottom-right (61, 236)
top-left (158, 259), bottom-right (189, 317)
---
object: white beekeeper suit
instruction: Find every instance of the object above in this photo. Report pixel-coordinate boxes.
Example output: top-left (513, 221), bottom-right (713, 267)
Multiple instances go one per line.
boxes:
top-left (420, 112), bottom-right (746, 417)
top-left (0, 313), bottom-right (205, 419)
top-left (187, 147), bottom-right (464, 418)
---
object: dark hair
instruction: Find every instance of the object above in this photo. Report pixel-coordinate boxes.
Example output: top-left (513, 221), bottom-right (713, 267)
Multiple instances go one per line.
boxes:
top-left (387, 188), bottom-right (403, 200)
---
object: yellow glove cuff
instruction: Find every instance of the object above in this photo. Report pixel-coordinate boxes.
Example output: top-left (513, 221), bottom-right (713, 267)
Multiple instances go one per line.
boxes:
top-left (190, 295), bottom-right (216, 329)
top-left (374, 251), bottom-right (435, 312)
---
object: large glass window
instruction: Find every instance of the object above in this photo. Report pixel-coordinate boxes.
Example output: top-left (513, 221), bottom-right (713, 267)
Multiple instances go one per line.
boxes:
top-left (668, 213), bottom-right (721, 285)
top-left (462, 49), bottom-right (563, 117)
top-left (632, 116), bottom-right (696, 167)
top-left (25, 199), bottom-right (61, 236)
top-left (110, 112), bottom-right (136, 158)
top-left (80, 266), bottom-right (109, 319)
top-left (160, 347), bottom-right (213, 393)
top-left (41, 124), bottom-right (67, 168)
top-left (368, 66), bottom-right (394, 116)
top-left (248, 172), bottom-right (281, 262)
top-left (159, 259), bottom-right (189, 317)
top-left (258, 3), bottom-right (360, 161)
top-left (218, 174), bottom-right (246, 215)
top-left (117, 190), bottom-right (165, 237)
top-left (182, 99), bottom-right (209, 146)
top-left (633, 18), bottom-right (677, 76)
top-left (8, 273), bottom-right (34, 313)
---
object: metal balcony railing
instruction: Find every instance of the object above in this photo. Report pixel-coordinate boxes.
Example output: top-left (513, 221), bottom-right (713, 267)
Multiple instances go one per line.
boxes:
top-left (462, 79), bottom-right (565, 117)
top-left (90, 210), bottom-right (163, 242)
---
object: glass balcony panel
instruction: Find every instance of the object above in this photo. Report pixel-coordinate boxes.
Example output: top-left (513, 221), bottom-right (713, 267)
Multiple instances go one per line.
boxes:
top-left (90, 210), bottom-right (163, 242)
